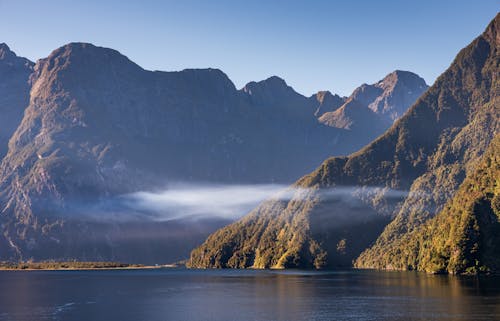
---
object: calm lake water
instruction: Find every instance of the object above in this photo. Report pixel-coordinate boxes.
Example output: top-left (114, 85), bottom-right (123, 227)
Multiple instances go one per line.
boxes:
top-left (0, 269), bottom-right (499, 321)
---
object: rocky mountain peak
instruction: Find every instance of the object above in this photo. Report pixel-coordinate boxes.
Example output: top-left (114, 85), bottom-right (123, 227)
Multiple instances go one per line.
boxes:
top-left (37, 42), bottom-right (142, 73)
top-left (318, 70), bottom-right (427, 133)
top-left (0, 43), bottom-right (33, 68)
top-left (0, 43), bottom-right (14, 60)
top-left (29, 42), bottom-right (147, 101)
top-left (174, 68), bottom-right (237, 93)
top-left (483, 12), bottom-right (499, 44)
top-left (350, 70), bottom-right (429, 122)
top-left (310, 91), bottom-right (345, 117)
top-left (315, 91), bottom-right (332, 104)
top-left (350, 83), bottom-right (383, 106)
top-left (376, 70), bottom-right (427, 91)
top-left (242, 76), bottom-right (303, 105)
top-left (242, 76), bottom-right (288, 94)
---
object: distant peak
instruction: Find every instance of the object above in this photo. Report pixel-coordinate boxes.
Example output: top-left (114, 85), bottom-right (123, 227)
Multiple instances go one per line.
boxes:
top-left (38, 42), bottom-right (142, 75)
top-left (264, 75), bottom-right (287, 85)
top-left (181, 67), bottom-right (228, 78)
top-left (0, 43), bottom-right (33, 68)
top-left (242, 75), bottom-right (292, 95)
top-left (376, 70), bottom-right (428, 90)
top-left (177, 68), bottom-right (236, 91)
top-left (63, 42), bottom-right (96, 49)
top-left (244, 75), bottom-right (287, 88)
top-left (310, 90), bottom-right (345, 117)
top-left (383, 70), bottom-right (424, 81)
top-left (0, 42), bottom-right (11, 51)
top-left (48, 42), bottom-right (121, 59)
top-left (241, 75), bottom-right (305, 106)
top-left (391, 69), bottom-right (414, 75)
top-left (0, 42), bottom-right (15, 60)
top-left (314, 90), bottom-right (333, 102)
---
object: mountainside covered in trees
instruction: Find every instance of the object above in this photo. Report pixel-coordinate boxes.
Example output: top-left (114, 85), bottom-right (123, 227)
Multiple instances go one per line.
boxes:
top-left (0, 42), bottom-right (425, 263)
top-left (357, 135), bottom-right (499, 274)
top-left (188, 14), bottom-right (499, 273)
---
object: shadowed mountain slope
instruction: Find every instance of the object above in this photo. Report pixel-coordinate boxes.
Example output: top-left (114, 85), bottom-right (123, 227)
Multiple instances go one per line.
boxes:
top-left (0, 43), bottom-right (33, 158)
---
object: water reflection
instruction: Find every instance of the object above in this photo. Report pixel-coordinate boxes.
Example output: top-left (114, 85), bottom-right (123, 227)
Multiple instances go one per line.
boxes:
top-left (0, 269), bottom-right (499, 321)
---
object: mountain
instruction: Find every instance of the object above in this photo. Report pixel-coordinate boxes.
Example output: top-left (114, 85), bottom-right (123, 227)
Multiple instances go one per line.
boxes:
top-left (352, 70), bottom-right (428, 123)
top-left (188, 14), bottom-right (499, 271)
top-left (318, 70), bottom-right (428, 145)
top-left (318, 98), bottom-right (388, 139)
top-left (355, 13), bottom-right (500, 271)
top-left (242, 76), bottom-right (306, 109)
top-left (0, 42), bottom-right (425, 263)
top-left (356, 135), bottom-right (499, 274)
top-left (0, 43), bottom-right (33, 158)
top-left (309, 91), bottom-right (346, 117)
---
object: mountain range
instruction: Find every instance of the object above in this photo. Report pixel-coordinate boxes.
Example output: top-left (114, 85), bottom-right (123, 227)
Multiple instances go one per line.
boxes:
top-left (0, 42), bottom-right (427, 263)
top-left (188, 13), bottom-right (499, 274)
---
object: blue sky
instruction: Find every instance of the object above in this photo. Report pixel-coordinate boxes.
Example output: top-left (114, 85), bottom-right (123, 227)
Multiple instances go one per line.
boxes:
top-left (0, 0), bottom-right (497, 96)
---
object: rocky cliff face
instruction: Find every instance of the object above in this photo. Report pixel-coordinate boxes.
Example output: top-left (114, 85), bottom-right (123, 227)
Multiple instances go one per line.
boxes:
top-left (188, 14), bottom-right (499, 272)
top-left (0, 43), bottom-right (33, 158)
top-left (0, 41), bottom-right (426, 263)
top-left (318, 70), bottom-right (428, 145)
top-left (309, 91), bottom-right (346, 117)
top-left (353, 70), bottom-right (428, 122)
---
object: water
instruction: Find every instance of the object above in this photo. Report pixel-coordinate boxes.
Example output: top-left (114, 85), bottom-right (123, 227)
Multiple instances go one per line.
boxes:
top-left (1, 269), bottom-right (499, 321)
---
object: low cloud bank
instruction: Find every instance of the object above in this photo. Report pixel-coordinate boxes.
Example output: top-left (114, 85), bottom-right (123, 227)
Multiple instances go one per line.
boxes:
top-left (64, 183), bottom-right (417, 222)
top-left (119, 183), bottom-right (414, 221)
top-left (123, 183), bottom-right (290, 220)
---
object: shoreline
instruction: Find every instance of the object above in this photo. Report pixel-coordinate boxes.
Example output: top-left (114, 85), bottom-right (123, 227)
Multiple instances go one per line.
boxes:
top-left (0, 262), bottom-right (182, 271)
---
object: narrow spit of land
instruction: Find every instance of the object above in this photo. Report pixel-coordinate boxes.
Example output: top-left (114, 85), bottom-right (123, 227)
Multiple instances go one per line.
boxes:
top-left (0, 261), bottom-right (178, 271)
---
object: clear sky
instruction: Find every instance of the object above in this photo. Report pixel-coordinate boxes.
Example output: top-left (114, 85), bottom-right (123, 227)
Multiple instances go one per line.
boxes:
top-left (0, 0), bottom-right (497, 96)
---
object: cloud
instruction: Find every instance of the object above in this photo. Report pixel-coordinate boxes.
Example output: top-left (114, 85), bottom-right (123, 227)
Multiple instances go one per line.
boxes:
top-left (121, 183), bottom-right (291, 221)
top-left (63, 183), bottom-right (418, 222)
top-left (119, 183), bottom-right (414, 221)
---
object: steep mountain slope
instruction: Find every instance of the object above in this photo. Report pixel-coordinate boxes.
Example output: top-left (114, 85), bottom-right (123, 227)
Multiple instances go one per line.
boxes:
top-left (0, 42), bottom-right (425, 262)
top-left (356, 14), bottom-right (500, 269)
top-left (0, 43), bottom-right (33, 158)
top-left (319, 98), bottom-right (388, 137)
top-left (319, 71), bottom-right (428, 144)
top-left (188, 14), bottom-right (499, 270)
top-left (357, 135), bottom-right (499, 274)
top-left (309, 91), bottom-right (346, 117)
top-left (353, 70), bottom-right (429, 122)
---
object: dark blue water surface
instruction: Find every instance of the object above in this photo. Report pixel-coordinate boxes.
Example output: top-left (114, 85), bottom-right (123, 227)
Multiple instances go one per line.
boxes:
top-left (1, 268), bottom-right (499, 321)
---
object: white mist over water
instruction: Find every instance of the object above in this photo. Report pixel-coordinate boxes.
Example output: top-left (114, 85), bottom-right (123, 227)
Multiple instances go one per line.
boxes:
top-left (123, 183), bottom-right (291, 221)
top-left (117, 183), bottom-right (415, 222)
top-left (66, 183), bottom-right (418, 222)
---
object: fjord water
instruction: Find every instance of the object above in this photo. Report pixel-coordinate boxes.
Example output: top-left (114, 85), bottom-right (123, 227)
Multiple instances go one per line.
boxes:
top-left (1, 269), bottom-right (499, 321)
